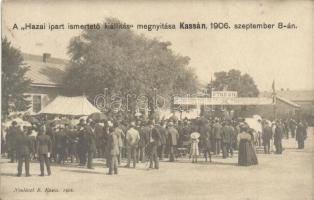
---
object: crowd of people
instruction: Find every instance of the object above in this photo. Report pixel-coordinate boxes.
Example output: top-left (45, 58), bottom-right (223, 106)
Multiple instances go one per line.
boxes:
top-left (1, 113), bottom-right (309, 177)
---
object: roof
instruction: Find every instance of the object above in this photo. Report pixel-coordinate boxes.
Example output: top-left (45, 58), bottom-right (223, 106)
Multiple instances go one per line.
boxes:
top-left (260, 90), bottom-right (314, 102)
top-left (275, 90), bottom-right (314, 102)
top-left (276, 96), bottom-right (300, 108)
top-left (23, 53), bottom-right (68, 87)
top-left (39, 96), bottom-right (101, 116)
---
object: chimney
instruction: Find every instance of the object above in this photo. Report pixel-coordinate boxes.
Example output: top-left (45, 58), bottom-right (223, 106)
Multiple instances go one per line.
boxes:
top-left (43, 53), bottom-right (51, 63)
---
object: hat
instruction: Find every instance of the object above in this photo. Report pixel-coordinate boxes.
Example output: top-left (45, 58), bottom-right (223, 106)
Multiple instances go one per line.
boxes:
top-left (168, 122), bottom-right (174, 126)
top-left (107, 121), bottom-right (113, 127)
top-left (190, 132), bottom-right (200, 139)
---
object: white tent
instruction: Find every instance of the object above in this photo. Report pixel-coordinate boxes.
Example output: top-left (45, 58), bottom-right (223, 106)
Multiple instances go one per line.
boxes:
top-left (38, 96), bottom-right (101, 116)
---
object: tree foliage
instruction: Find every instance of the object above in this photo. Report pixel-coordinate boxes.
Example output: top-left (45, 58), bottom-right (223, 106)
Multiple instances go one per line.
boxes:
top-left (208, 69), bottom-right (259, 97)
top-left (2, 37), bottom-right (31, 117)
top-left (64, 18), bottom-right (199, 113)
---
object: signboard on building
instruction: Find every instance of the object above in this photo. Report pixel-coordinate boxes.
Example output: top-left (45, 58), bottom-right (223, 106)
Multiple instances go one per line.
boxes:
top-left (173, 97), bottom-right (273, 105)
top-left (211, 91), bottom-right (238, 98)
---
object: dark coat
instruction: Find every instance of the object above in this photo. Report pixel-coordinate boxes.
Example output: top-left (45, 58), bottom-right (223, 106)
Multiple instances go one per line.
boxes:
top-left (221, 125), bottom-right (234, 144)
top-left (139, 127), bottom-right (149, 147)
top-left (296, 124), bottom-right (306, 141)
top-left (37, 134), bottom-right (52, 154)
top-left (262, 126), bottom-right (272, 144)
top-left (16, 133), bottom-right (33, 156)
top-left (157, 125), bottom-right (167, 146)
top-left (78, 125), bottom-right (88, 151)
top-left (199, 125), bottom-right (211, 148)
top-left (85, 125), bottom-right (97, 152)
top-left (56, 130), bottom-right (67, 150)
top-left (274, 125), bottom-right (283, 145)
top-left (151, 127), bottom-right (161, 146)
top-left (213, 122), bottom-right (222, 139)
top-left (108, 133), bottom-right (120, 156)
top-left (167, 127), bottom-right (179, 146)
top-left (5, 126), bottom-right (21, 151)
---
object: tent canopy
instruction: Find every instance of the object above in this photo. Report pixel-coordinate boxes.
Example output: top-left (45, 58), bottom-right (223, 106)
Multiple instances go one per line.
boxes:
top-left (38, 96), bottom-right (101, 116)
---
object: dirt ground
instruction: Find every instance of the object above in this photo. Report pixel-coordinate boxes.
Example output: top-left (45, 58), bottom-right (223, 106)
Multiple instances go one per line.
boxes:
top-left (1, 128), bottom-right (313, 200)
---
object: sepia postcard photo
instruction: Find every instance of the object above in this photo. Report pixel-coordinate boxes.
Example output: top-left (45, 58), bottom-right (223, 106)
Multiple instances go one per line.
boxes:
top-left (1, 1), bottom-right (313, 200)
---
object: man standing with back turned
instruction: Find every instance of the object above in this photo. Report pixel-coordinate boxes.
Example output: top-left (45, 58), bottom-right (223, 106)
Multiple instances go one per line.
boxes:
top-left (37, 125), bottom-right (52, 176)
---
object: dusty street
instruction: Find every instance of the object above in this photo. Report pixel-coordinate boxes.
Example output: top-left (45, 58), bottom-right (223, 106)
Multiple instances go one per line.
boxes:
top-left (1, 128), bottom-right (313, 200)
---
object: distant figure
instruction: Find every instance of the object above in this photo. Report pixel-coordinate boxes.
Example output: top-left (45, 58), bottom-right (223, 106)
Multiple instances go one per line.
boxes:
top-left (221, 121), bottom-right (234, 158)
top-left (237, 123), bottom-right (258, 166)
top-left (107, 127), bottom-right (119, 175)
top-left (16, 126), bottom-right (33, 177)
top-left (6, 121), bottom-right (20, 163)
top-left (262, 122), bottom-right (272, 154)
top-left (200, 122), bottom-right (211, 162)
top-left (167, 122), bottom-right (179, 162)
top-left (125, 122), bottom-right (140, 168)
top-left (85, 121), bottom-right (97, 169)
top-left (274, 121), bottom-right (283, 154)
top-left (157, 121), bottom-right (167, 161)
top-left (190, 133), bottom-right (200, 163)
top-left (212, 119), bottom-right (222, 155)
top-left (114, 121), bottom-right (125, 165)
top-left (77, 119), bottom-right (87, 166)
top-left (138, 122), bottom-right (149, 163)
top-left (296, 122), bottom-right (307, 149)
top-left (149, 121), bottom-right (161, 169)
top-left (289, 119), bottom-right (297, 138)
top-left (37, 126), bottom-right (52, 176)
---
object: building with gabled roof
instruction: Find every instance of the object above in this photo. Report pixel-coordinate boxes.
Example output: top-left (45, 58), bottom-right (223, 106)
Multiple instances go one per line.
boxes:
top-left (23, 53), bottom-right (69, 114)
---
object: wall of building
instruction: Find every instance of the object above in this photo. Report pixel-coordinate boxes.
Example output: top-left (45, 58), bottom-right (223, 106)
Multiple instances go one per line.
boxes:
top-left (25, 85), bottom-right (61, 114)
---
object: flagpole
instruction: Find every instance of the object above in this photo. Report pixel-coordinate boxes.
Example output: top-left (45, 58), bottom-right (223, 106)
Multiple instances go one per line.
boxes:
top-left (272, 80), bottom-right (277, 120)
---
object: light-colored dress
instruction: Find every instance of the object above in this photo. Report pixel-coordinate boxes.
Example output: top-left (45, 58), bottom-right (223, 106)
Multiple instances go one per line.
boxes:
top-left (190, 139), bottom-right (199, 156)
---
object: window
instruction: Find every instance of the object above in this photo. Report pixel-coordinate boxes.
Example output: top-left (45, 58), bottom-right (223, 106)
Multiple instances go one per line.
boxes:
top-left (33, 95), bottom-right (42, 113)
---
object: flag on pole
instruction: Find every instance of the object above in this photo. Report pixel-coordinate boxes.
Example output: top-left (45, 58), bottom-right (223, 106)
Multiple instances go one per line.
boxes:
top-left (272, 80), bottom-right (275, 93)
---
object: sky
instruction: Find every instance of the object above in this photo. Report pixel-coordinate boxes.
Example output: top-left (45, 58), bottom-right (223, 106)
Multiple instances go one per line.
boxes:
top-left (2, 0), bottom-right (314, 92)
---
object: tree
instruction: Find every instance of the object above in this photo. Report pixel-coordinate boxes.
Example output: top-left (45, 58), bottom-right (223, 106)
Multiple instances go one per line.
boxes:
top-left (208, 69), bottom-right (259, 97)
top-left (206, 69), bottom-right (259, 118)
top-left (64, 18), bottom-right (199, 114)
top-left (2, 37), bottom-right (31, 117)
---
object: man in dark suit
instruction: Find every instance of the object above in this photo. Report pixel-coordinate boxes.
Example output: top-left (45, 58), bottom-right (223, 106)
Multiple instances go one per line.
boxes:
top-left (16, 126), bottom-right (33, 177)
top-left (37, 125), bottom-right (52, 176)
top-left (6, 121), bottom-right (20, 163)
top-left (274, 121), bottom-right (283, 154)
top-left (199, 121), bottom-right (212, 162)
top-left (139, 122), bottom-right (150, 162)
top-left (167, 122), bottom-right (179, 162)
top-left (262, 122), bottom-right (272, 154)
top-left (56, 126), bottom-right (67, 164)
top-left (85, 121), bottom-right (97, 169)
top-left (296, 122), bottom-right (306, 149)
top-left (149, 121), bottom-right (161, 169)
top-left (157, 121), bottom-right (167, 160)
top-left (107, 126), bottom-right (119, 175)
top-left (212, 119), bottom-right (222, 155)
top-left (221, 121), bottom-right (234, 158)
top-left (77, 119), bottom-right (87, 166)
